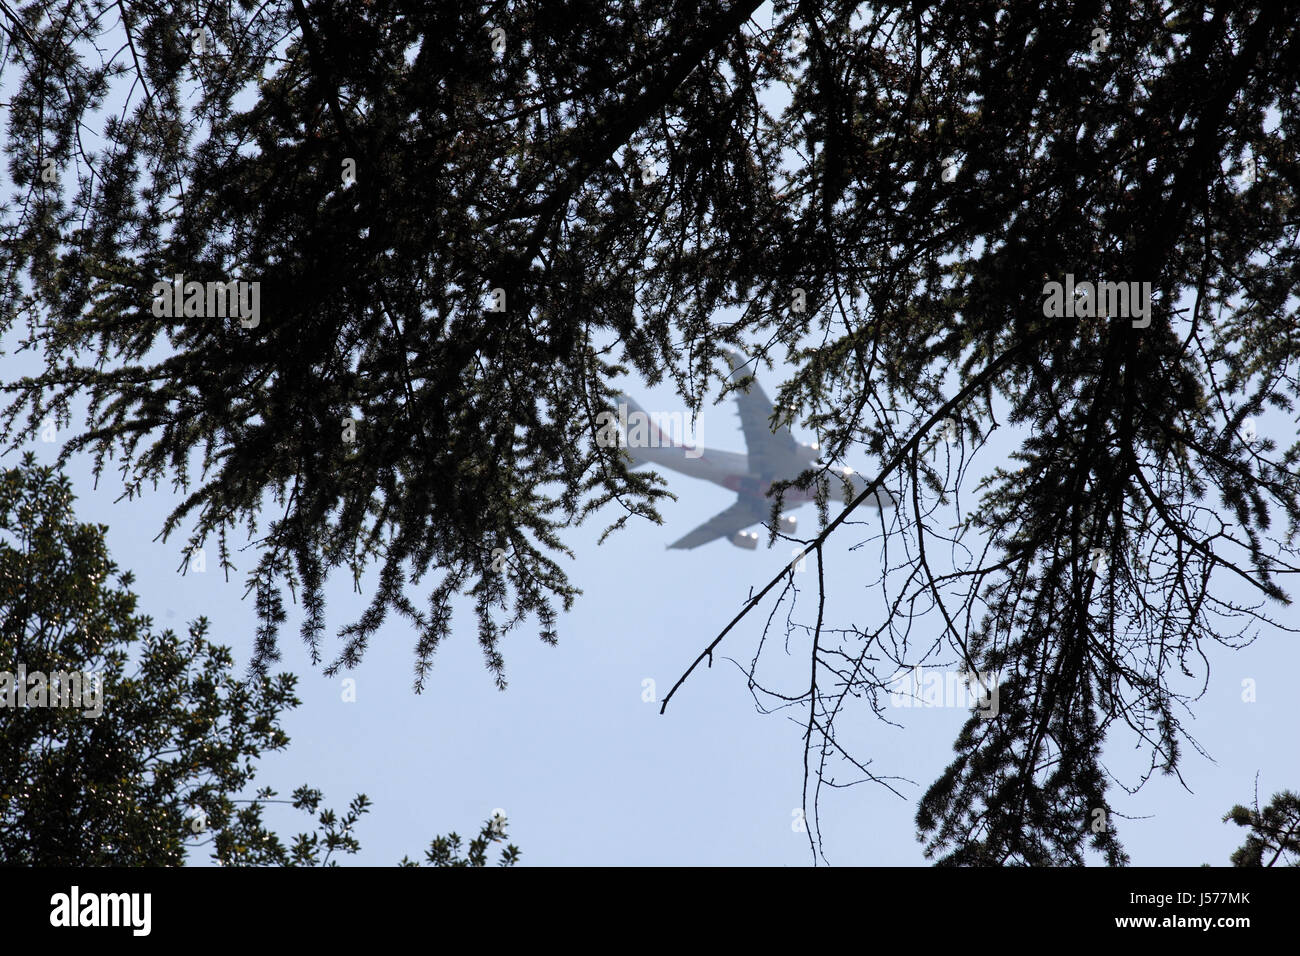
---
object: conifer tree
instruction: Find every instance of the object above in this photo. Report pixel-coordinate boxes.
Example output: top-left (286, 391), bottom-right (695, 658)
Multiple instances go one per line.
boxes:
top-left (1225, 788), bottom-right (1300, 867)
top-left (3, 1), bottom-right (1297, 864)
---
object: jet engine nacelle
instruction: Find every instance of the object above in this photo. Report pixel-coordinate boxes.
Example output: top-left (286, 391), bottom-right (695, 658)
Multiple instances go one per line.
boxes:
top-left (730, 530), bottom-right (760, 550)
top-left (797, 442), bottom-right (821, 464)
top-left (779, 515), bottom-right (797, 534)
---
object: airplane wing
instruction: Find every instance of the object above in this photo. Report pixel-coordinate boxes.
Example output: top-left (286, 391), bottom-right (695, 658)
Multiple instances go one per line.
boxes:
top-left (667, 496), bottom-right (768, 550)
top-left (722, 349), bottom-right (801, 480)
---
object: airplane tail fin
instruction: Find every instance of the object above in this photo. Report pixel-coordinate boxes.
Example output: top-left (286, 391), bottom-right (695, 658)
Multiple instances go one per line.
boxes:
top-left (611, 394), bottom-right (647, 467)
top-left (611, 393), bottom-right (702, 461)
top-left (615, 392), bottom-right (647, 419)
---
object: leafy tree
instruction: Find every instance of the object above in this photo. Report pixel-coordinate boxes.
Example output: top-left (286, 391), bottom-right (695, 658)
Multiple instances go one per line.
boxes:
top-left (400, 813), bottom-right (521, 867)
top-left (3, 0), bottom-right (1299, 866)
top-left (221, 791), bottom-right (520, 866)
top-left (1225, 787), bottom-right (1300, 867)
top-left (0, 453), bottom-right (518, 865)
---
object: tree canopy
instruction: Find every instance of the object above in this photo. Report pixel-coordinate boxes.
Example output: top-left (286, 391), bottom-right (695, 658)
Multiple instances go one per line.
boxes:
top-left (3, 0), bottom-right (1298, 865)
top-left (1224, 786), bottom-right (1300, 867)
top-left (0, 453), bottom-right (519, 865)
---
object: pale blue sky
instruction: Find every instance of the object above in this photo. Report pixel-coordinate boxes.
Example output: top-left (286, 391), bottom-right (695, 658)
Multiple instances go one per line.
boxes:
top-left (3, 338), bottom-right (1296, 866)
top-left (3, 3), bottom-right (1296, 865)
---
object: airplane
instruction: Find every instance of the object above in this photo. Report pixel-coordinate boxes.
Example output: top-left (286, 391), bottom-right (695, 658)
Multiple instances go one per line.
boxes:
top-left (610, 350), bottom-right (896, 550)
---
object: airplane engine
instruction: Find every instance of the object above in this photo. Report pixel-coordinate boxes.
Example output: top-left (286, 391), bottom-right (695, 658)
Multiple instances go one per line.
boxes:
top-left (730, 531), bottom-right (759, 550)
top-left (798, 442), bottom-right (821, 464)
top-left (779, 515), bottom-right (797, 534)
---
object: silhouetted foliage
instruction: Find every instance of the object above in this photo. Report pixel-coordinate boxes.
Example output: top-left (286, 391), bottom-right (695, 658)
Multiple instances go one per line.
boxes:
top-left (1225, 787), bottom-right (1300, 867)
top-left (0, 454), bottom-right (518, 865)
top-left (3, 0), bottom-right (1298, 865)
top-left (400, 813), bottom-right (521, 867)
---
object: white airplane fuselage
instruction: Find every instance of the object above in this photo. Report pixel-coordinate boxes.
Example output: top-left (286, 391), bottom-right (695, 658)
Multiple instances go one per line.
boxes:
top-left (609, 355), bottom-right (894, 549)
top-left (625, 441), bottom-right (823, 508)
